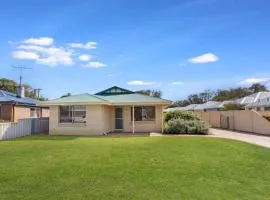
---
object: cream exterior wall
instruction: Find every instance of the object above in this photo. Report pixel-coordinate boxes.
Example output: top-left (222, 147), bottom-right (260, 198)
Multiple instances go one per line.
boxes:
top-left (41, 108), bottom-right (50, 117)
top-left (49, 105), bottom-right (164, 136)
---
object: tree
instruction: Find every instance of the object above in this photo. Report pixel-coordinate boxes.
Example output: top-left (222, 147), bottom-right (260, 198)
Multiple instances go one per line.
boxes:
top-left (212, 87), bottom-right (252, 101)
top-left (0, 78), bottom-right (46, 100)
top-left (0, 78), bottom-right (17, 93)
top-left (187, 94), bottom-right (204, 104)
top-left (136, 90), bottom-right (162, 98)
top-left (199, 89), bottom-right (216, 102)
top-left (249, 83), bottom-right (268, 93)
top-left (170, 100), bottom-right (190, 108)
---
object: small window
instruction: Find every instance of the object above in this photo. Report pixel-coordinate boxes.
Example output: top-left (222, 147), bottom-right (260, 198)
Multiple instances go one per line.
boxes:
top-left (256, 107), bottom-right (261, 111)
top-left (131, 106), bottom-right (155, 121)
top-left (30, 107), bottom-right (41, 118)
top-left (59, 106), bottom-right (86, 124)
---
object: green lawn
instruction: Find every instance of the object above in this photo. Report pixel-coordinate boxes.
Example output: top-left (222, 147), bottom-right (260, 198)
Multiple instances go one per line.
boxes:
top-left (0, 135), bottom-right (269, 200)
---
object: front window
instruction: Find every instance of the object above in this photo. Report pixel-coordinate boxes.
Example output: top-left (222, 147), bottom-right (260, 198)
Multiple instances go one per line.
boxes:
top-left (131, 106), bottom-right (155, 121)
top-left (59, 106), bottom-right (86, 123)
top-left (30, 107), bottom-right (41, 118)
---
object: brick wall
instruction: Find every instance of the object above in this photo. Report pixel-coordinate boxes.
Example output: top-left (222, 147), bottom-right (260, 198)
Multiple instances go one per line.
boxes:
top-left (14, 106), bottom-right (30, 122)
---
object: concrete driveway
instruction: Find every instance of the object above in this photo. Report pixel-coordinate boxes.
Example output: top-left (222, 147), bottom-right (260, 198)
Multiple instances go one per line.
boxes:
top-left (209, 128), bottom-right (270, 148)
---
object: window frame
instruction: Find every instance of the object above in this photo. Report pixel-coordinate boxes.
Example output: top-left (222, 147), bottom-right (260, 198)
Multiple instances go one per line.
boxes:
top-left (131, 106), bottom-right (156, 122)
top-left (59, 105), bottom-right (86, 124)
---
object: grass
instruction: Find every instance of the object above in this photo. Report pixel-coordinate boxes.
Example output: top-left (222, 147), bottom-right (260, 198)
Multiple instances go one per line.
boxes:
top-left (0, 135), bottom-right (269, 200)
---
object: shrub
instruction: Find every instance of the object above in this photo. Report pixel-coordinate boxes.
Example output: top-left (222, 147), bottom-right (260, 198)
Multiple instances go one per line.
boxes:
top-left (164, 118), bottom-right (210, 135)
top-left (164, 110), bottom-right (199, 122)
top-left (222, 103), bottom-right (244, 111)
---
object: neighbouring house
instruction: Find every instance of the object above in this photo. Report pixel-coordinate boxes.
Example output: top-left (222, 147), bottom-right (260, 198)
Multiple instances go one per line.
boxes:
top-left (39, 86), bottom-right (171, 135)
top-left (234, 92), bottom-right (270, 107)
top-left (0, 87), bottom-right (49, 122)
top-left (245, 96), bottom-right (270, 111)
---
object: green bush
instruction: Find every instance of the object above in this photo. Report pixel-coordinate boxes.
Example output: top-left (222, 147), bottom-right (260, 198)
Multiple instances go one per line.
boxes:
top-left (222, 103), bottom-right (244, 111)
top-left (164, 118), bottom-right (210, 135)
top-left (164, 110), bottom-right (199, 122)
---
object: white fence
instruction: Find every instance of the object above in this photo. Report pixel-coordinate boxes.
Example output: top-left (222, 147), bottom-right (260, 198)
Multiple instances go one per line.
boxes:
top-left (0, 118), bottom-right (49, 140)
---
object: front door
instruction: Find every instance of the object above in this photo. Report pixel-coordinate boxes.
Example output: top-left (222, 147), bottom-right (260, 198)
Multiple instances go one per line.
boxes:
top-left (115, 107), bottom-right (123, 130)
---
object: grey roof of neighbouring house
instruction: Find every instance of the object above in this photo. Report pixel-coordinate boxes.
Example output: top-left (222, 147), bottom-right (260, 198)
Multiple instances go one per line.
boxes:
top-left (163, 107), bottom-right (183, 112)
top-left (181, 104), bottom-right (199, 111)
top-left (235, 92), bottom-right (270, 105)
top-left (246, 96), bottom-right (270, 107)
top-left (193, 101), bottom-right (225, 111)
top-left (0, 90), bottom-right (37, 106)
top-left (39, 86), bottom-right (172, 106)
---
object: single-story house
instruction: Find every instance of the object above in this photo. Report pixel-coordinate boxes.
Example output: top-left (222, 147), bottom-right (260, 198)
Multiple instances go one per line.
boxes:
top-left (235, 92), bottom-right (270, 106)
top-left (39, 86), bottom-right (172, 135)
top-left (0, 87), bottom-right (49, 122)
top-left (245, 96), bottom-right (270, 111)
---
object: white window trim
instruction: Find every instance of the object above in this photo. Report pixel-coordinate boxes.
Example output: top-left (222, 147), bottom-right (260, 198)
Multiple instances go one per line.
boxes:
top-left (59, 106), bottom-right (86, 124)
top-left (131, 106), bottom-right (156, 122)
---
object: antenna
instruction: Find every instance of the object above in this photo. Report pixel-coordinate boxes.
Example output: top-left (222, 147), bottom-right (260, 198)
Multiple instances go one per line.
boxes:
top-left (12, 66), bottom-right (32, 87)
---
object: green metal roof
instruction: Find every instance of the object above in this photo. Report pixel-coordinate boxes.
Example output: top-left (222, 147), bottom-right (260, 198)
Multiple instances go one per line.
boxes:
top-left (40, 93), bottom-right (109, 105)
top-left (96, 93), bottom-right (171, 104)
top-left (39, 87), bottom-right (171, 106)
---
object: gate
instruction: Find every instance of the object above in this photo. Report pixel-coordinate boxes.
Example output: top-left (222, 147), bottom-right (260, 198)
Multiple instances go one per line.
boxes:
top-left (220, 114), bottom-right (234, 130)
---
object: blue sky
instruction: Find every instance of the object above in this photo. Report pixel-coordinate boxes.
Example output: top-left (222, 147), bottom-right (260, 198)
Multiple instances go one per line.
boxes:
top-left (1, 0), bottom-right (270, 100)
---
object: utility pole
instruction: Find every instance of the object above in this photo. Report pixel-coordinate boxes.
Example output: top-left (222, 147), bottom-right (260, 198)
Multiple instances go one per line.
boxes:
top-left (12, 66), bottom-right (32, 87)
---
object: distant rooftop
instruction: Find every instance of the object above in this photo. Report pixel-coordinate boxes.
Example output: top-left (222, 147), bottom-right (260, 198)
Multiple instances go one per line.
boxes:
top-left (0, 90), bottom-right (37, 106)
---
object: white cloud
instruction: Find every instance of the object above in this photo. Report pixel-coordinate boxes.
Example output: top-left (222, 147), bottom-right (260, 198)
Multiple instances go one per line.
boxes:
top-left (22, 37), bottom-right (53, 46)
top-left (238, 77), bottom-right (270, 85)
top-left (84, 61), bottom-right (107, 68)
top-left (127, 80), bottom-right (156, 86)
top-left (188, 53), bottom-right (219, 64)
top-left (68, 41), bottom-right (97, 49)
top-left (16, 45), bottom-right (73, 67)
top-left (10, 37), bottom-right (105, 67)
top-left (78, 54), bottom-right (92, 61)
top-left (171, 81), bottom-right (184, 85)
top-left (12, 51), bottom-right (39, 60)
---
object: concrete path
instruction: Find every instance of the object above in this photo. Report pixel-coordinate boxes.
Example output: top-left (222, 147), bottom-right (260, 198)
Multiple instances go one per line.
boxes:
top-left (151, 129), bottom-right (270, 148)
top-left (209, 128), bottom-right (270, 148)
